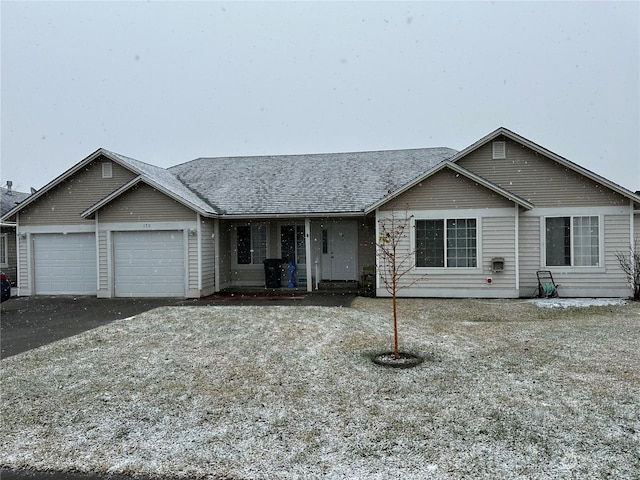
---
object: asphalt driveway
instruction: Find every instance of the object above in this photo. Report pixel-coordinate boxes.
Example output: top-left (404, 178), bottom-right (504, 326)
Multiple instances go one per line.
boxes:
top-left (0, 296), bottom-right (186, 359)
top-left (0, 292), bottom-right (354, 359)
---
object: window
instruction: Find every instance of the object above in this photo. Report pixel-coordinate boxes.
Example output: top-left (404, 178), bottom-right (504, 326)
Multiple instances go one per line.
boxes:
top-left (236, 225), bottom-right (267, 265)
top-left (545, 216), bottom-right (599, 267)
top-left (492, 141), bottom-right (506, 159)
top-left (0, 234), bottom-right (8, 266)
top-left (281, 225), bottom-right (306, 264)
top-left (102, 162), bottom-right (113, 179)
top-left (416, 218), bottom-right (477, 268)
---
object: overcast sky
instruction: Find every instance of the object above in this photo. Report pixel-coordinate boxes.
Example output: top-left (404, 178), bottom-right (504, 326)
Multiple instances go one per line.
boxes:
top-left (1, 1), bottom-right (638, 193)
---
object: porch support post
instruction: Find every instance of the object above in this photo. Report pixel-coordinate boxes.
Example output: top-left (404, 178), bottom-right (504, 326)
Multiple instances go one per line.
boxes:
top-left (305, 217), bottom-right (312, 292)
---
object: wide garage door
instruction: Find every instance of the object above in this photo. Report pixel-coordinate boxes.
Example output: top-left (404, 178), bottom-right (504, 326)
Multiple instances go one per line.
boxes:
top-left (34, 233), bottom-right (97, 294)
top-left (114, 231), bottom-right (185, 297)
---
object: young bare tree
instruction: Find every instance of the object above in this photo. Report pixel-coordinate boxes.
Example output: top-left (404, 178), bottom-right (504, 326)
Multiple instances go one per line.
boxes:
top-left (615, 236), bottom-right (640, 300)
top-left (376, 209), bottom-right (422, 359)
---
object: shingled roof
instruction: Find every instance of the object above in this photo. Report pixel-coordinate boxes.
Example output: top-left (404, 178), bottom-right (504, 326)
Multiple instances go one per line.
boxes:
top-left (168, 147), bottom-right (458, 216)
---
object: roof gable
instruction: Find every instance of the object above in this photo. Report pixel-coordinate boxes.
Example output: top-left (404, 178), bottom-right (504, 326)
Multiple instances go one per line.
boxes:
top-left (369, 161), bottom-right (534, 212)
top-left (450, 127), bottom-right (640, 204)
top-left (1, 149), bottom-right (218, 221)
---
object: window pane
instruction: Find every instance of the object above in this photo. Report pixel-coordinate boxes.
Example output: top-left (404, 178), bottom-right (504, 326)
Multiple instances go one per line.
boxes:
top-left (237, 226), bottom-right (251, 264)
top-left (573, 216), bottom-right (599, 266)
top-left (546, 217), bottom-right (571, 266)
top-left (296, 226), bottom-right (306, 264)
top-left (281, 226), bottom-right (295, 262)
top-left (252, 225), bottom-right (267, 264)
top-left (446, 219), bottom-right (477, 267)
top-left (415, 220), bottom-right (444, 267)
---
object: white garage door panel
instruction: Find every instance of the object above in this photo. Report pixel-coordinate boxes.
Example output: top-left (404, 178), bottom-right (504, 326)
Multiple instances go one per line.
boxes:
top-left (114, 231), bottom-right (185, 297)
top-left (34, 233), bottom-right (97, 294)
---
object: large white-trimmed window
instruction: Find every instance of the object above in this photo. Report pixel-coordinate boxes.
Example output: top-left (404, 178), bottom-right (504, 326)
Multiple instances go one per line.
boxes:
top-left (545, 215), bottom-right (600, 267)
top-left (415, 218), bottom-right (477, 268)
top-left (236, 224), bottom-right (267, 265)
top-left (0, 233), bottom-right (8, 267)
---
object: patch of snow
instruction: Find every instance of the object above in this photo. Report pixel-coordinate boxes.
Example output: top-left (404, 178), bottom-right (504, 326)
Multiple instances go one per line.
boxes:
top-left (528, 298), bottom-right (628, 309)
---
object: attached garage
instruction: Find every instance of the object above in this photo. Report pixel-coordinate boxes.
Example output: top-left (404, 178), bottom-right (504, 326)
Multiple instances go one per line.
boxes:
top-left (34, 233), bottom-right (97, 295)
top-left (114, 230), bottom-right (185, 297)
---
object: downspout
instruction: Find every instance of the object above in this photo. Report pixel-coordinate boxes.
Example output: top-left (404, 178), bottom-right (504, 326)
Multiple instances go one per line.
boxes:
top-left (95, 211), bottom-right (100, 295)
top-left (515, 204), bottom-right (520, 295)
top-left (305, 217), bottom-right (312, 292)
top-left (15, 212), bottom-right (21, 296)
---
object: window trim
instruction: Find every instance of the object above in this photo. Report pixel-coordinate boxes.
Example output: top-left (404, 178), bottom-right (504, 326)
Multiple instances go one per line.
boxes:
top-left (232, 223), bottom-right (269, 268)
top-left (412, 216), bottom-right (481, 271)
top-left (542, 214), bottom-right (603, 270)
top-left (102, 162), bottom-right (113, 179)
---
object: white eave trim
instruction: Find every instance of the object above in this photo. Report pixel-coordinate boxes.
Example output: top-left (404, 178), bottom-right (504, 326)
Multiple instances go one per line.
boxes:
top-left (364, 160), bottom-right (534, 213)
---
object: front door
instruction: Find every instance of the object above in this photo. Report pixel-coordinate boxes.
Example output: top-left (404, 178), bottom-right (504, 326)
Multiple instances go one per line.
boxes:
top-left (321, 220), bottom-right (358, 280)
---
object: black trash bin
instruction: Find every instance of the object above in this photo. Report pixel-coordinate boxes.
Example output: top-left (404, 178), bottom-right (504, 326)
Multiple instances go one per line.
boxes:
top-left (263, 259), bottom-right (283, 288)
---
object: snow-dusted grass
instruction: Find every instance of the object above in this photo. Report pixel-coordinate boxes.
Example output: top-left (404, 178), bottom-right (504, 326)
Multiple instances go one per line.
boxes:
top-left (2, 298), bottom-right (639, 479)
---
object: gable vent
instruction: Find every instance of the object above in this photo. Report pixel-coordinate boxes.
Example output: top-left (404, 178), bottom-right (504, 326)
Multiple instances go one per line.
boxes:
top-left (102, 162), bottom-right (113, 179)
top-left (492, 141), bottom-right (506, 159)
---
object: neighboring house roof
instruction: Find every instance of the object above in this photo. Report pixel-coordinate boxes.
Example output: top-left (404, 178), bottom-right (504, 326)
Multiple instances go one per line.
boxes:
top-left (168, 147), bottom-right (458, 216)
top-left (449, 127), bottom-right (640, 204)
top-left (1, 186), bottom-right (30, 218)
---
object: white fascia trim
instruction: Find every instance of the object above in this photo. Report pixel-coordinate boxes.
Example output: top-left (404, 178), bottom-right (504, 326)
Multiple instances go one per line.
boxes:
top-left (219, 211), bottom-right (366, 220)
top-left (379, 207), bottom-right (517, 220)
top-left (523, 206), bottom-right (629, 217)
top-left (18, 224), bottom-right (96, 234)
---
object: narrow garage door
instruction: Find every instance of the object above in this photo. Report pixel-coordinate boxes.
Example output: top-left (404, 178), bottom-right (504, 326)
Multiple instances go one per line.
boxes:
top-left (34, 233), bottom-right (97, 295)
top-left (114, 231), bottom-right (185, 297)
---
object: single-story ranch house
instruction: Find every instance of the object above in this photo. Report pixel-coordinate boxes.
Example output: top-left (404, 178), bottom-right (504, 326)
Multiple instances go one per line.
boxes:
top-left (2, 127), bottom-right (639, 299)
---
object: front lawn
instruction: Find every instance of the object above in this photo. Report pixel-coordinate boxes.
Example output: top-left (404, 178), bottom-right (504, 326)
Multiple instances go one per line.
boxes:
top-left (1, 298), bottom-right (639, 479)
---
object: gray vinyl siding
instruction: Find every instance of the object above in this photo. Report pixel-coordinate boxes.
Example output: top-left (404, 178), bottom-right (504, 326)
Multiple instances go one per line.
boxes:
top-left (98, 183), bottom-right (195, 223)
top-left (381, 167), bottom-right (515, 211)
top-left (457, 138), bottom-right (627, 208)
top-left (18, 159), bottom-right (136, 226)
top-left (382, 212), bottom-right (517, 297)
top-left (517, 215), bottom-right (542, 297)
top-left (188, 232), bottom-right (198, 292)
top-left (635, 212), bottom-right (640, 242)
top-left (519, 212), bottom-right (631, 297)
top-left (98, 231), bottom-right (108, 292)
top-left (200, 219), bottom-right (215, 294)
top-left (358, 215), bottom-right (376, 273)
top-left (18, 235), bottom-right (28, 290)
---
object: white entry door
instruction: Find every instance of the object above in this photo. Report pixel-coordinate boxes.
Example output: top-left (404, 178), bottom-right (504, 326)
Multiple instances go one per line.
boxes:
top-left (321, 220), bottom-right (358, 281)
top-left (114, 231), bottom-right (185, 297)
top-left (34, 233), bottom-right (97, 294)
